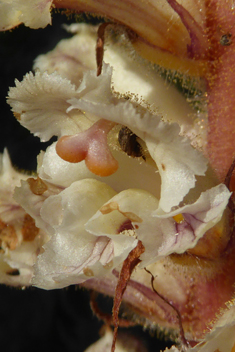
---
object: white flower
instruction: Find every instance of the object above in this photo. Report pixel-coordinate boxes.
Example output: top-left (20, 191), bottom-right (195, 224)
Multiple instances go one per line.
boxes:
top-left (0, 0), bottom-right (52, 31)
top-left (86, 185), bottom-right (231, 267)
top-left (14, 177), bottom-right (138, 289)
top-left (33, 24), bottom-right (98, 85)
top-left (6, 24), bottom-right (231, 293)
top-left (8, 60), bottom-right (208, 212)
top-left (0, 150), bottom-right (47, 286)
top-left (3, 18), bottom-right (234, 352)
top-left (12, 162), bottom-right (230, 290)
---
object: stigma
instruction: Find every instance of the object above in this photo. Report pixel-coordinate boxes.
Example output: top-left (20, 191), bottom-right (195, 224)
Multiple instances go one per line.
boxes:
top-left (56, 119), bottom-right (118, 177)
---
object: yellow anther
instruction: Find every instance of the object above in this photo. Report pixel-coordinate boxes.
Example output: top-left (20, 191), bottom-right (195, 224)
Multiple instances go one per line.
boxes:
top-left (173, 214), bottom-right (185, 224)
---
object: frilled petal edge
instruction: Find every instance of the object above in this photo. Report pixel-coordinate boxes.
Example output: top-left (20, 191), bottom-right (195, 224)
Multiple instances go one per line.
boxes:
top-left (7, 71), bottom-right (87, 141)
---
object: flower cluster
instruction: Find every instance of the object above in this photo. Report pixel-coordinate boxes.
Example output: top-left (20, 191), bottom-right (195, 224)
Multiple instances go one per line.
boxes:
top-left (2, 1), bottom-right (235, 351)
top-left (6, 24), bottom-right (230, 290)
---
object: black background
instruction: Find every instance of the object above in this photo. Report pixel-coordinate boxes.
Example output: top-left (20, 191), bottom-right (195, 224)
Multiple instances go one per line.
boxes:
top-left (0, 12), bottom-right (173, 352)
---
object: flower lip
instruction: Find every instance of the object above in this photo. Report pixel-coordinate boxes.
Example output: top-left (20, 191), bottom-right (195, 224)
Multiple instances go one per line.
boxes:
top-left (14, 177), bottom-right (140, 290)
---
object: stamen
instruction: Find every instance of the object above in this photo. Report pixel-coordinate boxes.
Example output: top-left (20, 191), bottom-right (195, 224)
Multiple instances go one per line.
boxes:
top-left (144, 267), bottom-right (189, 349)
top-left (118, 127), bottom-right (146, 160)
top-left (27, 177), bottom-right (48, 195)
top-left (173, 214), bottom-right (185, 224)
top-left (56, 119), bottom-right (118, 177)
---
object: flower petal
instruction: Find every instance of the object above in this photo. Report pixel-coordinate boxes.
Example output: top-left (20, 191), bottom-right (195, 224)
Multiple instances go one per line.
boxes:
top-left (37, 143), bottom-right (95, 187)
top-left (0, 0), bottom-right (52, 31)
top-left (1, 237), bottom-right (44, 287)
top-left (155, 183), bottom-right (231, 245)
top-left (86, 188), bottom-right (182, 267)
top-left (7, 71), bottom-right (92, 141)
top-left (0, 149), bottom-right (27, 225)
top-left (14, 177), bottom-right (62, 235)
top-left (33, 232), bottom-right (115, 289)
top-left (86, 189), bottom-right (159, 266)
top-left (33, 23), bottom-right (97, 86)
top-left (28, 179), bottom-right (138, 289)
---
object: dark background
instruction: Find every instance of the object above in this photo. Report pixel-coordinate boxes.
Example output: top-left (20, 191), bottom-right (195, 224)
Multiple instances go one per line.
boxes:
top-left (0, 12), bottom-right (173, 352)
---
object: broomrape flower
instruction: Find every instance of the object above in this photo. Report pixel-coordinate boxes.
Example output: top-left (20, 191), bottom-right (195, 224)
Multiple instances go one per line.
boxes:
top-left (2, 0), bottom-right (235, 351)
top-left (0, 150), bottom-right (48, 286)
top-left (8, 47), bottom-right (229, 286)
